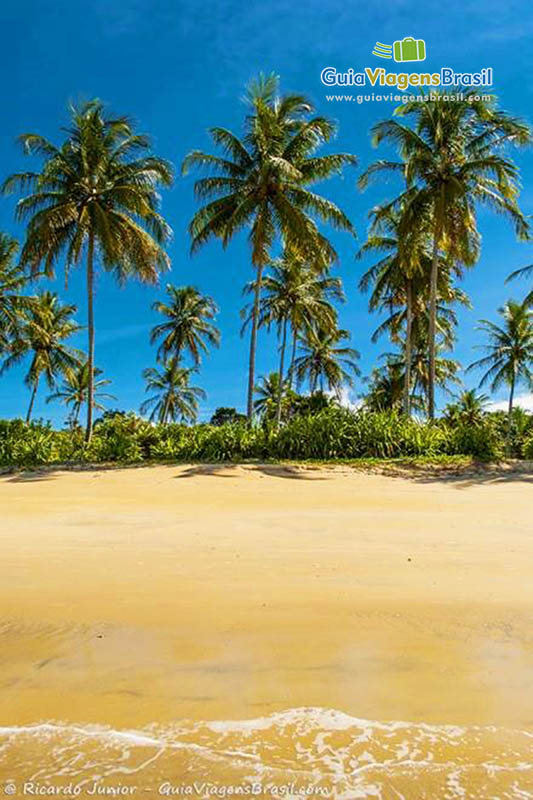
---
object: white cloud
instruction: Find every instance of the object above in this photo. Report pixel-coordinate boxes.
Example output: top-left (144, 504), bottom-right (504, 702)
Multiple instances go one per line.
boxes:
top-left (488, 393), bottom-right (533, 412)
top-left (328, 385), bottom-right (362, 411)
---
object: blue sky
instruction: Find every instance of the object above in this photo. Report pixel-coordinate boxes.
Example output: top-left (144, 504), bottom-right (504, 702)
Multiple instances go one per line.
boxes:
top-left (1, 0), bottom-right (532, 423)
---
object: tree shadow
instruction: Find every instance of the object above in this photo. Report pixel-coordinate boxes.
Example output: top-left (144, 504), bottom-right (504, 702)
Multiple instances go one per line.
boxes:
top-left (407, 464), bottom-right (533, 489)
top-left (174, 463), bottom-right (329, 480)
top-left (4, 471), bottom-right (59, 483)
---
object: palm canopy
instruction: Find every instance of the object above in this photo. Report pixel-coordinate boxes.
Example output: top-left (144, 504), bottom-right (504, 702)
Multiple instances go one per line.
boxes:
top-left (358, 208), bottom-right (470, 347)
top-left (245, 250), bottom-right (344, 336)
top-left (47, 362), bottom-right (116, 425)
top-left (443, 389), bottom-right (489, 427)
top-left (2, 99), bottom-right (173, 440)
top-left (1, 291), bottom-right (82, 421)
top-left (363, 358), bottom-right (425, 415)
top-left (294, 327), bottom-right (360, 397)
top-left (468, 301), bottom-right (533, 395)
top-left (506, 263), bottom-right (533, 307)
top-left (140, 360), bottom-right (206, 424)
top-left (150, 285), bottom-right (220, 365)
top-left (380, 343), bottom-right (461, 411)
top-left (360, 91), bottom-right (530, 248)
top-left (254, 372), bottom-right (283, 417)
top-left (3, 100), bottom-right (173, 282)
top-left (0, 233), bottom-right (32, 352)
top-left (182, 73), bottom-right (356, 265)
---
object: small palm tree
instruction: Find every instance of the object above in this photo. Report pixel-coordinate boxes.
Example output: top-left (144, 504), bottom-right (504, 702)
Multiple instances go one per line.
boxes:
top-left (468, 300), bottom-right (533, 453)
top-left (0, 233), bottom-right (32, 353)
top-left (150, 285), bottom-right (220, 365)
top-left (1, 291), bottom-right (82, 421)
top-left (244, 249), bottom-right (344, 427)
top-left (183, 73), bottom-right (356, 421)
top-left (506, 263), bottom-right (533, 307)
top-left (363, 358), bottom-right (425, 414)
top-left (443, 389), bottom-right (489, 427)
top-left (47, 362), bottom-right (116, 426)
top-left (254, 372), bottom-right (283, 419)
top-left (360, 90), bottom-right (530, 418)
top-left (294, 327), bottom-right (360, 397)
top-left (140, 360), bottom-right (205, 424)
top-left (2, 100), bottom-right (173, 441)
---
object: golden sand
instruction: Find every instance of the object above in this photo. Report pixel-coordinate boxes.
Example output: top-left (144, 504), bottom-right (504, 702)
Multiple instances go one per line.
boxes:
top-left (1, 464), bottom-right (532, 798)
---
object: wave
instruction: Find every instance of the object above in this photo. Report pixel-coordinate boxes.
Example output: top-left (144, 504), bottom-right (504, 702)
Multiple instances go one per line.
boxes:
top-left (1, 708), bottom-right (532, 799)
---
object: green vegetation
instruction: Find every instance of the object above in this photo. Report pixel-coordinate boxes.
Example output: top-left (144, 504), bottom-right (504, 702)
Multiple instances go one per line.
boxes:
top-left (2, 404), bottom-right (533, 469)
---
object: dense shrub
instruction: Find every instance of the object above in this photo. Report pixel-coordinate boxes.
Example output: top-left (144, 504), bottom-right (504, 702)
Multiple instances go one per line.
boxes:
top-left (0, 408), bottom-right (530, 468)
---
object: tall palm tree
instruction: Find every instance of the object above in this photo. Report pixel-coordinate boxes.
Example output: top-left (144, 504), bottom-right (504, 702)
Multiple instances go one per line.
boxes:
top-left (2, 100), bottom-right (173, 441)
top-left (0, 233), bottom-right (32, 354)
top-left (468, 300), bottom-right (533, 454)
top-left (46, 362), bottom-right (116, 426)
top-left (294, 327), bottom-right (360, 398)
top-left (150, 285), bottom-right (220, 365)
top-left (1, 291), bottom-right (82, 422)
top-left (140, 360), bottom-right (205, 424)
top-left (182, 73), bottom-right (356, 421)
top-left (359, 90), bottom-right (530, 418)
top-left (244, 249), bottom-right (344, 427)
top-left (506, 263), bottom-right (533, 307)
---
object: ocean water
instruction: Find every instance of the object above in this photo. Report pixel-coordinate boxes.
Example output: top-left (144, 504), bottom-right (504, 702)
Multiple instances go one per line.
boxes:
top-left (1, 708), bottom-right (532, 799)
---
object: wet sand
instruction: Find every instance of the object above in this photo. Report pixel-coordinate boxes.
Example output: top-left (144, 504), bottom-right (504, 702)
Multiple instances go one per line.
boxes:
top-left (1, 464), bottom-right (532, 796)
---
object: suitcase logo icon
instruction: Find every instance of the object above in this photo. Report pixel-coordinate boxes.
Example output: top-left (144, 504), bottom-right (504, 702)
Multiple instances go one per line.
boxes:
top-left (393, 37), bottom-right (426, 62)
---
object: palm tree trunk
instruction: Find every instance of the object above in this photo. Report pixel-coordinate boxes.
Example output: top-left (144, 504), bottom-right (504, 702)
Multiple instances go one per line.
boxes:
top-left (403, 279), bottom-right (413, 417)
top-left (246, 263), bottom-right (265, 423)
top-left (26, 378), bottom-right (39, 423)
top-left (428, 228), bottom-right (439, 420)
top-left (85, 231), bottom-right (95, 443)
top-left (506, 372), bottom-right (516, 457)
top-left (288, 327), bottom-right (298, 390)
top-left (275, 317), bottom-right (288, 429)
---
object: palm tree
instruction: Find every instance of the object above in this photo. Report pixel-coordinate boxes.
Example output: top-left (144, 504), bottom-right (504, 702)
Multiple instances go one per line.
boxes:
top-left (46, 362), bottom-right (116, 426)
top-left (150, 285), bottom-right (220, 365)
top-left (182, 73), bottom-right (356, 421)
top-left (358, 205), bottom-right (469, 415)
top-left (443, 389), bottom-right (488, 427)
top-left (359, 90), bottom-right (530, 418)
top-left (140, 360), bottom-right (205, 424)
top-left (2, 100), bottom-right (173, 441)
top-left (506, 263), bottom-right (533, 307)
top-left (363, 357), bottom-right (425, 414)
top-left (1, 291), bottom-right (82, 422)
top-left (254, 372), bottom-right (283, 419)
top-left (0, 233), bottom-right (32, 353)
top-left (294, 327), bottom-right (360, 398)
top-left (244, 249), bottom-right (344, 427)
top-left (468, 300), bottom-right (533, 454)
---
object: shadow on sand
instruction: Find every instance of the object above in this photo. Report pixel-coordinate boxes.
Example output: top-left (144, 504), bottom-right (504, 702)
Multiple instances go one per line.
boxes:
top-left (403, 464), bottom-right (533, 489)
top-left (174, 463), bottom-right (329, 480)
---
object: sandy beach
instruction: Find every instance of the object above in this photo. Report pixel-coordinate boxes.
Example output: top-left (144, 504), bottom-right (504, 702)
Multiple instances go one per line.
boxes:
top-left (1, 464), bottom-right (532, 797)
